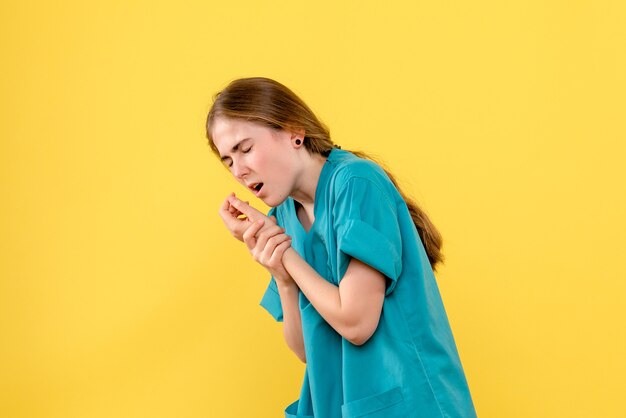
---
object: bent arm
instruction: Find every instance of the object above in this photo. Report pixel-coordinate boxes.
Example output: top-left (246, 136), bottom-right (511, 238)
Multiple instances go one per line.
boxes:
top-left (282, 248), bottom-right (386, 346)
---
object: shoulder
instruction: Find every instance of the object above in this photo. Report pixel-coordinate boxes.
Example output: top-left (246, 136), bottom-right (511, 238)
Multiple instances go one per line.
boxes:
top-left (329, 150), bottom-right (395, 195)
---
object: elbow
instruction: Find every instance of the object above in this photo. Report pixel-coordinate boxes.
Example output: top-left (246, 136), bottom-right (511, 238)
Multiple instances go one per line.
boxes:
top-left (288, 341), bottom-right (307, 363)
top-left (292, 344), bottom-right (307, 363)
top-left (346, 335), bottom-right (369, 346)
top-left (343, 323), bottom-right (377, 346)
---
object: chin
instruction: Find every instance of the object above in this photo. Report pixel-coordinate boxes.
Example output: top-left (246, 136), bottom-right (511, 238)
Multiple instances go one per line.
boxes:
top-left (264, 195), bottom-right (288, 208)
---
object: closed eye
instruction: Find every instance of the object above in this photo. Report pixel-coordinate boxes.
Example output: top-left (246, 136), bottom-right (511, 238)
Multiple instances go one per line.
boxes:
top-left (229, 147), bottom-right (251, 167)
top-left (221, 140), bottom-right (252, 168)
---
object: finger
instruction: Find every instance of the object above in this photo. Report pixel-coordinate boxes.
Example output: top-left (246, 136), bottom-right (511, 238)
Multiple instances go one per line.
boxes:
top-left (259, 233), bottom-right (291, 263)
top-left (242, 219), bottom-right (265, 250)
top-left (229, 196), bottom-right (266, 221)
top-left (227, 202), bottom-right (244, 218)
top-left (239, 201), bottom-right (251, 217)
top-left (243, 218), bottom-right (265, 242)
top-left (254, 222), bottom-right (282, 240)
top-left (257, 224), bottom-right (284, 239)
top-left (235, 200), bottom-right (249, 211)
top-left (256, 227), bottom-right (285, 255)
top-left (219, 196), bottom-right (232, 217)
top-left (220, 197), bottom-right (244, 220)
top-left (219, 199), bottom-right (247, 233)
top-left (256, 225), bottom-right (285, 250)
top-left (268, 239), bottom-right (292, 265)
top-left (219, 203), bottom-right (238, 226)
top-left (259, 233), bottom-right (291, 266)
top-left (266, 233), bottom-right (291, 250)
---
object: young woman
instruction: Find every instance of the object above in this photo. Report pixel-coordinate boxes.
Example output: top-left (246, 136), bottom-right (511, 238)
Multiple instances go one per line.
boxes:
top-left (206, 77), bottom-right (477, 418)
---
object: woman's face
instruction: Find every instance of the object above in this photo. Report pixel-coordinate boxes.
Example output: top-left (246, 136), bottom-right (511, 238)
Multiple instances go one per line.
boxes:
top-left (211, 117), bottom-right (299, 207)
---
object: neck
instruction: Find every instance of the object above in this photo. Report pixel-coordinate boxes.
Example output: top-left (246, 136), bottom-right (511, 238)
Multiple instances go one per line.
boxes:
top-left (290, 152), bottom-right (327, 212)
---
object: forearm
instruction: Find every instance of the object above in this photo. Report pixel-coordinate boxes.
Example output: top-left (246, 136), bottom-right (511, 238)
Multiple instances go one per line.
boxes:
top-left (276, 279), bottom-right (306, 363)
top-left (282, 248), bottom-right (358, 343)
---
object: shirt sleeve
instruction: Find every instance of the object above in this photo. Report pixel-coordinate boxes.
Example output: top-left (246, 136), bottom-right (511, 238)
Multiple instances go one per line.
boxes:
top-left (333, 176), bottom-right (403, 296)
top-left (259, 206), bottom-right (284, 322)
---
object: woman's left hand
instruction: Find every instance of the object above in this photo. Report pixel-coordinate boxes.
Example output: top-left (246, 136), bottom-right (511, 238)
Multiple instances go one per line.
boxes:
top-left (242, 218), bottom-right (294, 285)
top-left (218, 193), bottom-right (275, 242)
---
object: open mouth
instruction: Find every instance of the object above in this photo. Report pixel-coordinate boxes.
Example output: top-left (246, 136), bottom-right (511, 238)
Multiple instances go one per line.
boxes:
top-left (250, 182), bottom-right (264, 195)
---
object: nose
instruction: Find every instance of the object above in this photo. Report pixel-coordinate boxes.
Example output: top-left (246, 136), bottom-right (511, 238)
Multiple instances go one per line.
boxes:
top-left (231, 158), bottom-right (249, 180)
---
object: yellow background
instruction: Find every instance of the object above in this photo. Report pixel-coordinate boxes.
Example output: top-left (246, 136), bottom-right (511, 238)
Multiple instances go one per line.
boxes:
top-left (1, 1), bottom-right (625, 417)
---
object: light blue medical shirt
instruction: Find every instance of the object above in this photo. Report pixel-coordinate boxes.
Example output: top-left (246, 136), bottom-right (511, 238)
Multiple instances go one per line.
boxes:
top-left (260, 148), bottom-right (476, 418)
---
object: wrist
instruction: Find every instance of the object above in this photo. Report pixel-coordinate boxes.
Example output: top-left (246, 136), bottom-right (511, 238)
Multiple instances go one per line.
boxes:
top-left (276, 277), bottom-right (298, 292)
top-left (282, 246), bottom-right (298, 264)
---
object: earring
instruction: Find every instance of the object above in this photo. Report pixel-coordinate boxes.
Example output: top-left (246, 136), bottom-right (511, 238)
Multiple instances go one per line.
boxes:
top-left (295, 139), bottom-right (302, 145)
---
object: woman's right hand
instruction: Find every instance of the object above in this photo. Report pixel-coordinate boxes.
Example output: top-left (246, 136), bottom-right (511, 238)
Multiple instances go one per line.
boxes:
top-left (218, 192), bottom-right (276, 242)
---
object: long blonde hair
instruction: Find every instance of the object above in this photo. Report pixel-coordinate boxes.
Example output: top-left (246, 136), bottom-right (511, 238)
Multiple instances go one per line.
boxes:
top-left (206, 77), bottom-right (445, 271)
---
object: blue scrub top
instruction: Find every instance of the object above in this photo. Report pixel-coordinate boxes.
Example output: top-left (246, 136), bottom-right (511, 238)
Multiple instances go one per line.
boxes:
top-left (260, 148), bottom-right (477, 418)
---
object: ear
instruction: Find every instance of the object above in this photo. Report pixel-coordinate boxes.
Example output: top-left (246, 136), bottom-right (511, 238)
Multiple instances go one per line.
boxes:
top-left (288, 127), bottom-right (306, 148)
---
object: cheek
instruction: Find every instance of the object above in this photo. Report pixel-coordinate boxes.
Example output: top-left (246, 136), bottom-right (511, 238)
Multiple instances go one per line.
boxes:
top-left (252, 147), bottom-right (293, 185)
top-left (245, 155), bottom-right (266, 180)
top-left (249, 151), bottom-right (267, 169)
top-left (251, 150), bottom-right (278, 175)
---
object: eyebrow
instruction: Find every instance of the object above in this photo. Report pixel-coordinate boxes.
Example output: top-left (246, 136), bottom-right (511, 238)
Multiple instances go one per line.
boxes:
top-left (220, 138), bottom-right (252, 161)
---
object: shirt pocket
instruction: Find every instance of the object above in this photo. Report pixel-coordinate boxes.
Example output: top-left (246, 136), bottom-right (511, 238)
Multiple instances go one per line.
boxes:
top-left (341, 386), bottom-right (408, 418)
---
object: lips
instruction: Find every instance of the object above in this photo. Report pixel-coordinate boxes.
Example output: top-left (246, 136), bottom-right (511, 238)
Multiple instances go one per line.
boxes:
top-left (248, 182), bottom-right (264, 196)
